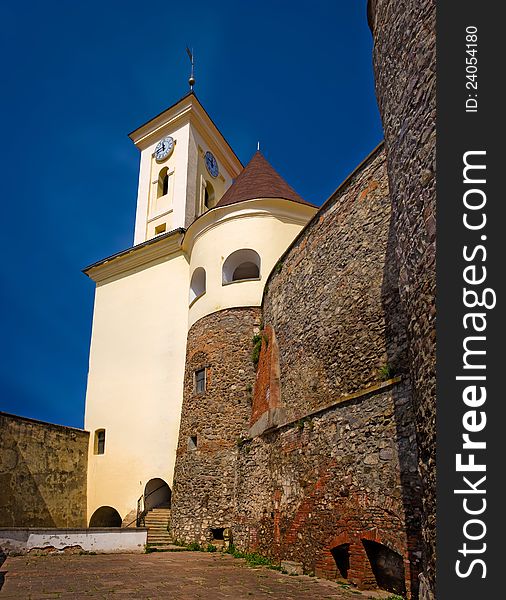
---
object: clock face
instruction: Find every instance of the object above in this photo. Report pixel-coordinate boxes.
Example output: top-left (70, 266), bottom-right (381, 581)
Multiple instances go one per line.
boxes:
top-left (154, 136), bottom-right (174, 161)
top-left (205, 151), bottom-right (219, 178)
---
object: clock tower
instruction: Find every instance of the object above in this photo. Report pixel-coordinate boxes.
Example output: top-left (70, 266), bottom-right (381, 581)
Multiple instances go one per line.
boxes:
top-left (83, 90), bottom-right (315, 528)
top-left (128, 92), bottom-right (242, 244)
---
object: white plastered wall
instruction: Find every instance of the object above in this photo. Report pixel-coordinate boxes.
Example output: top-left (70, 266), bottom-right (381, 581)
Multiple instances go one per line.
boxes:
top-left (133, 123), bottom-right (191, 245)
top-left (186, 199), bottom-right (316, 329)
top-left (84, 252), bottom-right (189, 522)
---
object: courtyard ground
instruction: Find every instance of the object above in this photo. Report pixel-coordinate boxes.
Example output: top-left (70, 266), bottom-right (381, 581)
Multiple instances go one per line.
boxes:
top-left (0, 550), bottom-right (396, 599)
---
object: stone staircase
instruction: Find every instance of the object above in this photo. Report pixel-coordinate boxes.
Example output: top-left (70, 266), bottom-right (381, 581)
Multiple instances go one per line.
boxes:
top-left (144, 506), bottom-right (173, 548)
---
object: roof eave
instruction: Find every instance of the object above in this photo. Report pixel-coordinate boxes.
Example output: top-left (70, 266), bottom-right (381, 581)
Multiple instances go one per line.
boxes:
top-left (82, 227), bottom-right (186, 279)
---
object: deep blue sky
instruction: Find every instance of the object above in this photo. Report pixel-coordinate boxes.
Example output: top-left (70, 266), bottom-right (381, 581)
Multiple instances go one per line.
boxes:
top-left (0, 1), bottom-right (383, 428)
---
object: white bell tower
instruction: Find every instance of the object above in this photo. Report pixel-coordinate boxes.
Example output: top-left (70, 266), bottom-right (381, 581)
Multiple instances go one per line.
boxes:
top-left (128, 93), bottom-right (242, 245)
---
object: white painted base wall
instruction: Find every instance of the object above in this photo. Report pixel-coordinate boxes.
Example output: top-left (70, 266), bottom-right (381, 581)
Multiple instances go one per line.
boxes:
top-left (0, 528), bottom-right (147, 554)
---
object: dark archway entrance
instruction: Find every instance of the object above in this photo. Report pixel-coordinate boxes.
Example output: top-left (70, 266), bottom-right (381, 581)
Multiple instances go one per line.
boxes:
top-left (144, 478), bottom-right (171, 510)
top-left (362, 539), bottom-right (406, 596)
top-left (89, 506), bottom-right (122, 528)
top-left (331, 543), bottom-right (350, 579)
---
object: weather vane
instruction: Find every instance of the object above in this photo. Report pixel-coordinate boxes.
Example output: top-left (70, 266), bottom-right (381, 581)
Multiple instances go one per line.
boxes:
top-left (186, 47), bottom-right (195, 91)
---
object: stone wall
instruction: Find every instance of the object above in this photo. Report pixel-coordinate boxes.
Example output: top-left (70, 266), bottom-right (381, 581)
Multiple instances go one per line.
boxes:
top-left (0, 412), bottom-right (89, 528)
top-left (368, 2), bottom-right (436, 597)
top-left (236, 381), bottom-right (421, 597)
top-left (261, 145), bottom-right (406, 422)
top-left (171, 145), bottom-right (425, 596)
top-left (239, 146), bottom-right (423, 597)
top-left (171, 308), bottom-right (261, 545)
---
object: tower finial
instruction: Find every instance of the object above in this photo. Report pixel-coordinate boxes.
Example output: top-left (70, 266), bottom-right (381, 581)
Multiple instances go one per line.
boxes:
top-left (186, 47), bottom-right (195, 91)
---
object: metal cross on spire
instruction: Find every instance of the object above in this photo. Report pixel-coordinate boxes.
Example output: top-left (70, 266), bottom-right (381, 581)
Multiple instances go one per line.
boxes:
top-left (186, 47), bottom-right (195, 91)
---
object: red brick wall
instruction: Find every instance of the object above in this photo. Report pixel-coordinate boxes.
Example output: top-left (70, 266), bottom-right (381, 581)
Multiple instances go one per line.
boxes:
top-left (250, 325), bottom-right (281, 427)
top-left (235, 382), bottom-right (420, 597)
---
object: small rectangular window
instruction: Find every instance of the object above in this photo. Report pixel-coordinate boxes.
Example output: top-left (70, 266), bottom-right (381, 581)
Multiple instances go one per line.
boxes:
top-left (195, 368), bottom-right (206, 394)
top-left (155, 223), bottom-right (166, 235)
top-left (95, 429), bottom-right (105, 455)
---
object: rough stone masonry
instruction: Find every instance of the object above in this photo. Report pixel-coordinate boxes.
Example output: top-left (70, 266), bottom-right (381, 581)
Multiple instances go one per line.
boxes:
top-left (368, 1), bottom-right (436, 597)
top-left (0, 412), bottom-right (89, 528)
top-left (172, 146), bottom-right (425, 598)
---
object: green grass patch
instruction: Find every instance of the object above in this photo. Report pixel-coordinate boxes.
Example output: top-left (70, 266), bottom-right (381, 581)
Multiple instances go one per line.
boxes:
top-left (378, 364), bottom-right (395, 380)
top-left (186, 542), bottom-right (202, 551)
top-left (226, 544), bottom-right (281, 570)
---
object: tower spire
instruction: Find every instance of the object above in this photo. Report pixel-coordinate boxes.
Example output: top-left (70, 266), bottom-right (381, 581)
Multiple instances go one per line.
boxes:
top-left (186, 47), bottom-right (195, 91)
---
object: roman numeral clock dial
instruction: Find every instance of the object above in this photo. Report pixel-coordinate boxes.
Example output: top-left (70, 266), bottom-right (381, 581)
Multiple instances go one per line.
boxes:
top-left (154, 136), bottom-right (174, 162)
top-left (205, 151), bottom-right (219, 178)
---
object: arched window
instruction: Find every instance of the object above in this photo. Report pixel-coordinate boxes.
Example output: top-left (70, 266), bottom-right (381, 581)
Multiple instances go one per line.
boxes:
top-left (157, 168), bottom-right (169, 198)
top-left (222, 249), bottom-right (261, 284)
top-left (204, 181), bottom-right (216, 210)
top-left (189, 267), bottom-right (206, 304)
top-left (94, 429), bottom-right (105, 455)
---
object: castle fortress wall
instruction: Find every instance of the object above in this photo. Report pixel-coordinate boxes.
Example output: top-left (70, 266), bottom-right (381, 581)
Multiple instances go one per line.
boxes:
top-left (261, 146), bottom-right (404, 420)
top-left (236, 146), bottom-right (423, 596)
top-left (0, 412), bottom-right (89, 528)
top-left (368, 1), bottom-right (436, 596)
top-left (235, 382), bottom-right (419, 595)
top-left (171, 146), bottom-right (424, 596)
top-left (171, 307), bottom-right (261, 544)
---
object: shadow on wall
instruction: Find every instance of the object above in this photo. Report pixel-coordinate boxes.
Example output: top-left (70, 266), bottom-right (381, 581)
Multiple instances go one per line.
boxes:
top-left (381, 205), bottom-right (425, 596)
top-left (0, 430), bottom-right (57, 528)
top-left (0, 551), bottom-right (5, 591)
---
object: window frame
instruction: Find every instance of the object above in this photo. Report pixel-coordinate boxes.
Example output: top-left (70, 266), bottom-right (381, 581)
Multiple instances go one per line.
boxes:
top-left (94, 429), bottom-right (106, 455)
top-left (194, 368), bottom-right (206, 394)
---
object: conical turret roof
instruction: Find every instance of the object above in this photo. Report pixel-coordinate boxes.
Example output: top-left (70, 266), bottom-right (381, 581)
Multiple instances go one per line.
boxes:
top-left (215, 151), bottom-right (314, 208)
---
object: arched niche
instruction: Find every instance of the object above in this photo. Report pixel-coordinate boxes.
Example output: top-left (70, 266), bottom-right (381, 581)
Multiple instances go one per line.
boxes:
top-left (89, 506), bottom-right (122, 528)
top-left (189, 267), bottom-right (206, 304)
top-left (222, 249), bottom-right (261, 284)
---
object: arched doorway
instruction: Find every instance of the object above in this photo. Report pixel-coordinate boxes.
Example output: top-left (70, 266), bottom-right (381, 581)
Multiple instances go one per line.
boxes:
top-left (89, 506), bottom-right (122, 528)
top-left (144, 478), bottom-right (171, 510)
top-left (362, 539), bottom-right (406, 596)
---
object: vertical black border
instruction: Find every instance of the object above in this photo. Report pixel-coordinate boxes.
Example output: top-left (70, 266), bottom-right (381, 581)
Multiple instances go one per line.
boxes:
top-left (437, 3), bottom-right (502, 596)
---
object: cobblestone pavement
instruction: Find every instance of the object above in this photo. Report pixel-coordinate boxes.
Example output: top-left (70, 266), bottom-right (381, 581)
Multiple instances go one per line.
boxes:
top-left (0, 551), bottom-right (393, 599)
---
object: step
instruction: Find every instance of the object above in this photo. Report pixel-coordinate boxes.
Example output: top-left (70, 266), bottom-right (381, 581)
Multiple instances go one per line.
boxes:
top-left (147, 545), bottom-right (188, 552)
